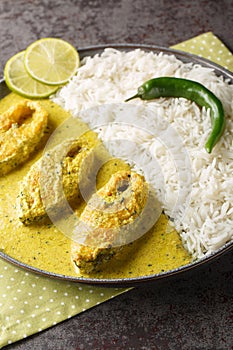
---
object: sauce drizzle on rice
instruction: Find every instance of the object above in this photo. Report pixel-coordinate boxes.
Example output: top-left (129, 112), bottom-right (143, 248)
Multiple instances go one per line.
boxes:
top-left (52, 48), bottom-right (233, 259)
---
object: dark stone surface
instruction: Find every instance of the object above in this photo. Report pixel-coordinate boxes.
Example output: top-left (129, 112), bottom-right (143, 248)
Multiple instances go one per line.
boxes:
top-left (1, 0), bottom-right (233, 349)
top-left (0, 0), bottom-right (233, 74)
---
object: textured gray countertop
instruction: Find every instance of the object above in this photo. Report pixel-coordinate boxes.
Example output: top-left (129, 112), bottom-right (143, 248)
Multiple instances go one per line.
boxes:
top-left (1, 0), bottom-right (233, 349)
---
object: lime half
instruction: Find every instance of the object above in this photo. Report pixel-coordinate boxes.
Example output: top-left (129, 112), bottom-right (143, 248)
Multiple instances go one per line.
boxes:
top-left (4, 51), bottom-right (59, 99)
top-left (24, 38), bottom-right (80, 85)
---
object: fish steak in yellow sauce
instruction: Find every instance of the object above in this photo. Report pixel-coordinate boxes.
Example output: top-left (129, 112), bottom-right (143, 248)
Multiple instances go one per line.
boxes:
top-left (72, 170), bottom-right (151, 274)
top-left (17, 136), bottom-right (98, 225)
top-left (0, 92), bottom-right (191, 279)
top-left (0, 100), bottom-right (48, 176)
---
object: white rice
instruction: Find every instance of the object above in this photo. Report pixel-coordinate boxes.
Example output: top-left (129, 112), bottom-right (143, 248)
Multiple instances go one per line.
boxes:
top-left (52, 48), bottom-right (233, 260)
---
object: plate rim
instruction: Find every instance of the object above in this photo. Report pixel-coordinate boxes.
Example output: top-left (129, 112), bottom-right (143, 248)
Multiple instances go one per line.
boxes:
top-left (0, 43), bottom-right (233, 287)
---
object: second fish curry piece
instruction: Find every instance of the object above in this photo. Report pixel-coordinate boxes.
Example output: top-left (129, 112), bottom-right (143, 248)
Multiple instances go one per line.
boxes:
top-left (17, 136), bottom-right (97, 225)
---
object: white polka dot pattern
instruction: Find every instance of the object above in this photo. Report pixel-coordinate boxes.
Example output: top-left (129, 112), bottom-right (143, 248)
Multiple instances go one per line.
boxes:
top-left (0, 31), bottom-right (233, 348)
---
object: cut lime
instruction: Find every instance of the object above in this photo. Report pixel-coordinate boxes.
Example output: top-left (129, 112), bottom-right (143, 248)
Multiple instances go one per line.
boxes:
top-left (4, 51), bottom-right (59, 99)
top-left (24, 38), bottom-right (80, 85)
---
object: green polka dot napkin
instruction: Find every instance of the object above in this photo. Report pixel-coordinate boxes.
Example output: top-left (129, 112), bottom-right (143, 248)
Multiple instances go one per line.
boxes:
top-left (0, 32), bottom-right (233, 348)
top-left (0, 263), bottom-right (128, 347)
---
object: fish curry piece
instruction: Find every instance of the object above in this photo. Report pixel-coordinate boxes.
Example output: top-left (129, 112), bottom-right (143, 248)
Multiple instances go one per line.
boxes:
top-left (0, 100), bottom-right (48, 176)
top-left (71, 170), bottom-right (159, 274)
top-left (17, 136), bottom-right (97, 225)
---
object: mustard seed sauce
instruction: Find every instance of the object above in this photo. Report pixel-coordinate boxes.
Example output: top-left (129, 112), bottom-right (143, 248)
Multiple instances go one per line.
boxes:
top-left (0, 93), bottom-right (191, 279)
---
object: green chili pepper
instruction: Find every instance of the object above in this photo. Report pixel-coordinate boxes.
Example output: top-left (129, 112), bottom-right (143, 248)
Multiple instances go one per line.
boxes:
top-left (125, 77), bottom-right (225, 153)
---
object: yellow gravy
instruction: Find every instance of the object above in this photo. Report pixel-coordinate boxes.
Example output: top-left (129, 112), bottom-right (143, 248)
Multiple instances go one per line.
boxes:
top-left (0, 93), bottom-right (191, 279)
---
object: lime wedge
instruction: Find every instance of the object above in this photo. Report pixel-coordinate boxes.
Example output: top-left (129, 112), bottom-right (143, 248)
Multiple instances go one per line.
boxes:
top-left (4, 51), bottom-right (59, 99)
top-left (24, 38), bottom-right (80, 85)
